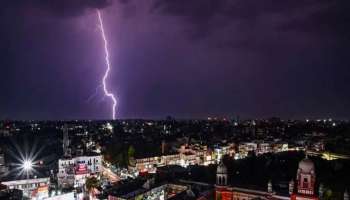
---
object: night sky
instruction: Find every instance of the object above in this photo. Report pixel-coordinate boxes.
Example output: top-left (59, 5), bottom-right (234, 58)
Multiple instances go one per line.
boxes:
top-left (1, 0), bottom-right (349, 120)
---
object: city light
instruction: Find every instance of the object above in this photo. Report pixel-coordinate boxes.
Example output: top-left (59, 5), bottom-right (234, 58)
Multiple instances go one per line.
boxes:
top-left (22, 160), bottom-right (33, 171)
top-left (7, 141), bottom-right (44, 179)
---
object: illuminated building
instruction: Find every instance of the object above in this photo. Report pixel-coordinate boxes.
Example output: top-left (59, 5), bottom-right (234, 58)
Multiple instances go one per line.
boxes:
top-left (257, 143), bottom-right (272, 155)
top-left (57, 154), bottom-right (102, 188)
top-left (1, 177), bottom-right (50, 199)
top-left (62, 125), bottom-right (71, 157)
top-left (291, 156), bottom-right (318, 200)
top-left (215, 157), bottom-right (321, 200)
top-left (238, 143), bottom-right (257, 158)
top-left (134, 156), bottom-right (162, 173)
top-left (0, 150), bottom-right (8, 176)
top-left (216, 161), bottom-right (227, 186)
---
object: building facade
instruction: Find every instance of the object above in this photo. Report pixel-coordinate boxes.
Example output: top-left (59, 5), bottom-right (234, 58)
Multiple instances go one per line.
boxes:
top-left (57, 154), bottom-right (102, 188)
top-left (215, 157), bottom-right (320, 200)
top-left (1, 177), bottom-right (50, 199)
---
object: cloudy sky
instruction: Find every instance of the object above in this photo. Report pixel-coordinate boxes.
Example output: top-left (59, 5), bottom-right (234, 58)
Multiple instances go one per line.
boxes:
top-left (0, 0), bottom-right (349, 120)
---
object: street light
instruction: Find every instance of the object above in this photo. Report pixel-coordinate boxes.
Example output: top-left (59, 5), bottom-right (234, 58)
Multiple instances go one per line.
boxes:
top-left (21, 159), bottom-right (34, 179)
top-left (22, 160), bottom-right (33, 171)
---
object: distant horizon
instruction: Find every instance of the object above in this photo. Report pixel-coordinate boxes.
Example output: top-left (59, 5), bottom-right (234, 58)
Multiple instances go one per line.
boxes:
top-left (0, 116), bottom-right (348, 122)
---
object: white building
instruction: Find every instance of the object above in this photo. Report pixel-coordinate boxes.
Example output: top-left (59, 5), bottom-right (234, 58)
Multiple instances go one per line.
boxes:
top-left (257, 143), bottom-right (272, 155)
top-left (1, 177), bottom-right (50, 199)
top-left (238, 142), bottom-right (258, 158)
top-left (57, 154), bottom-right (102, 188)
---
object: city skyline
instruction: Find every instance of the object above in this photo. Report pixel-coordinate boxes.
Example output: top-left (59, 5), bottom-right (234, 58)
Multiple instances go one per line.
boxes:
top-left (1, 0), bottom-right (350, 120)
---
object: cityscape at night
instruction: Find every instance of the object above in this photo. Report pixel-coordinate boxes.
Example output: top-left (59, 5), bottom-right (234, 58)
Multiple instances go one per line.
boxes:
top-left (1, 0), bottom-right (350, 200)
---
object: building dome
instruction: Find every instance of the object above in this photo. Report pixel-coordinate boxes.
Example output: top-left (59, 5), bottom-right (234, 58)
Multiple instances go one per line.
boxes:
top-left (217, 161), bottom-right (227, 174)
top-left (298, 158), bottom-right (315, 173)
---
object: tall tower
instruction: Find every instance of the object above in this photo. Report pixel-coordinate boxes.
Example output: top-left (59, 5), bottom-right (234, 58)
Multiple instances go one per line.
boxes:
top-left (161, 140), bottom-right (166, 155)
top-left (268, 180), bottom-right (273, 193)
top-left (291, 157), bottom-right (318, 200)
top-left (0, 148), bottom-right (8, 176)
top-left (215, 161), bottom-right (228, 200)
top-left (216, 161), bottom-right (228, 186)
top-left (289, 180), bottom-right (295, 195)
top-left (345, 190), bottom-right (349, 200)
top-left (62, 125), bottom-right (70, 157)
top-left (319, 183), bottom-right (324, 199)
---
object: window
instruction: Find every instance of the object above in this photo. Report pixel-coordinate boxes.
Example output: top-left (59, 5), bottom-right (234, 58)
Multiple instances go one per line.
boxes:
top-left (303, 178), bottom-right (308, 188)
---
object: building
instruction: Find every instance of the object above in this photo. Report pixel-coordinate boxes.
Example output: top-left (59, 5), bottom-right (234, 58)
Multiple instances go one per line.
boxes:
top-left (0, 151), bottom-right (8, 177)
top-left (291, 157), bottom-right (318, 200)
top-left (215, 157), bottom-right (321, 200)
top-left (133, 150), bottom-right (207, 173)
top-left (62, 125), bottom-right (71, 157)
top-left (57, 154), bottom-right (102, 188)
top-left (134, 155), bottom-right (161, 173)
top-left (238, 143), bottom-right (257, 158)
top-left (1, 177), bottom-right (50, 199)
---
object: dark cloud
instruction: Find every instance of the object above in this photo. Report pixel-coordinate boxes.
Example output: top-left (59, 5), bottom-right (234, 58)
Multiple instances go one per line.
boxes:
top-left (152, 0), bottom-right (320, 22)
top-left (153, 0), bottom-right (222, 24)
top-left (152, 0), bottom-right (350, 38)
top-left (2, 0), bottom-right (113, 17)
top-left (279, 0), bottom-right (350, 35)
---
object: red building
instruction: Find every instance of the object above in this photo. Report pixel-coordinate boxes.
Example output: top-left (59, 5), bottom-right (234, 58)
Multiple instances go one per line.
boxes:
top-left (215, 157), bottom-right (320, 200)
top-left (291, 156), bottom-right (318, 200)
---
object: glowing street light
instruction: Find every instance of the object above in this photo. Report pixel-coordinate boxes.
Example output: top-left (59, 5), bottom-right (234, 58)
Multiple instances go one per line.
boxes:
top-left (8, 141), bottom-right (44, 179)
top-left (22, 160), bottom-right (33, 171)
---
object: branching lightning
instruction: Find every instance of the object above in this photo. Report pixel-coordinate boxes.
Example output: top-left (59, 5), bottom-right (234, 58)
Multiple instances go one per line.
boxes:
top-left (97, 10), bottom-right (117, 120)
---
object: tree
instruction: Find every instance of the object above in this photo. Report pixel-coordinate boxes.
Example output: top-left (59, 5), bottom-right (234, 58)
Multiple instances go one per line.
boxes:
top-left (323, 189), bottom-right (333, 200)
top-left (85, 177), bottom-right (100, 193)
top-left (216, 192), bottom-right (222, 200)
top-left (128, 145), bottom-right (135, 158)
top-left (128, 146), bottom-right (136, 166)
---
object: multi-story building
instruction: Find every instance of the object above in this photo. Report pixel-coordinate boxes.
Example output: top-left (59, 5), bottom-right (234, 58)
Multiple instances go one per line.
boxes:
top-left (162, 154), bottom-right (181, 166)
top-left (238, 143), bottom-right (258, 158)
top-left (1, 177), bottom-right (50, 199)
top-left (0, 151), bottom-right (8, 177)
top-left (57, 154), bottom-right (102, 188)
top-left (134, 156), bottom-right (161, 173)
top-left (180, 152), bottom-right (197, 167)
top-left (257, 143), bottom-right (272, 155)
top-left (134, 144), bottom-right (215, 172)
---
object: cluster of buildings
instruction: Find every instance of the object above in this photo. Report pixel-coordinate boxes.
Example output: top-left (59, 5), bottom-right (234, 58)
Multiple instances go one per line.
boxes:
top-left (236, 142), bottom-right (289, 159)
top-left (0, 119), bottom-right (348, 199)
top-left (132, 143), bottom-right (219, 173)
top-left (132, 141), bottom-right (291, 174)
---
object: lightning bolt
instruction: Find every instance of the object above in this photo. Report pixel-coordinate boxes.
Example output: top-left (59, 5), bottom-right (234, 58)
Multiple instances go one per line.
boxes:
top-left (97, 10), bottom-right (117, 120)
